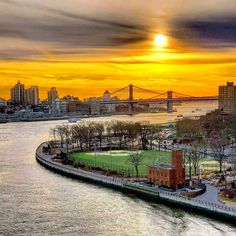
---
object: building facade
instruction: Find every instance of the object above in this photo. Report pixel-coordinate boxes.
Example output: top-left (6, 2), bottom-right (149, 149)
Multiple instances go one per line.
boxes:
top-left (89, 100), bottom-right (101, 115)
top-left (11, 81), bottom-right (25, 105)
top-left (148, 150), bottom-right (185, 189)
top-left (24, 86), bottom-right (39, 106)
top-left (52, 98), bottom-right (68, 114)
top-left (219, 81), bottom-right (236, 113)
top-left (68, 101), bottom-right (89, 114)
top-left (48, 87), bottom-right (59, 105)
top-left (101, 90), bottom-right (116, 114)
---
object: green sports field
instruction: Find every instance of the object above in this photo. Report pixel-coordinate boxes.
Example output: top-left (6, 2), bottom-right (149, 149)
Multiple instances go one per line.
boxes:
top-left (70, 150), bottom-right (171, 177)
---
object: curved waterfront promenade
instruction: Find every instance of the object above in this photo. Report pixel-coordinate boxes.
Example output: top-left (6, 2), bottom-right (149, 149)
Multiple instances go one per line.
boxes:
top-left (36, 143), bottom-right (236, 223)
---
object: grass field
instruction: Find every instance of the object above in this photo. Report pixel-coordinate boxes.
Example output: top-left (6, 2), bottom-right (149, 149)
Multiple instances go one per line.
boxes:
top-left (70, 150), bottom-right (171, 177)
top-left (70, 150), bottom-right (227, 176)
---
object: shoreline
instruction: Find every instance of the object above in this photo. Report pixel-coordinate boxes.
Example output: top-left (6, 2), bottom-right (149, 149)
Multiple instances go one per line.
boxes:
top-left (0, 113), bottom-right (177, 125)
top-left (0, 114), bottom-right (111, 123)
top-left (35, 143), bottom-right (236, 224)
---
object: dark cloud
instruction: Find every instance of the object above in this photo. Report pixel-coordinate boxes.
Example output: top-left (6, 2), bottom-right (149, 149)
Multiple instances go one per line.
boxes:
top-left (0, 49), bottom-right (43, 61)
top-left (1, 0), bottom-right (144, 31)
top-left (0, 0), bottom-right (148, 50)
top-left (1, 0), bottom-right (236, 60)
top-left (171, 17), bottom-right (236, 48)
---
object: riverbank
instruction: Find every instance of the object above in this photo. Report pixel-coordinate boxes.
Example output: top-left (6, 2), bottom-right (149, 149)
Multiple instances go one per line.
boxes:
top-left (0, 114), bottom-right (112, 123)
top-left (0, 100), bottom-right (218, 124)
top-left (0, 109), bottom-right (178, 124)
top-left (36, 143), bottom-right (236, 223)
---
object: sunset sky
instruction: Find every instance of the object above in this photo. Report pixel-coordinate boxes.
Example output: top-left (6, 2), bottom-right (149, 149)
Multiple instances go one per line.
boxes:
top-left (1, 0), bottom-right (236, 100)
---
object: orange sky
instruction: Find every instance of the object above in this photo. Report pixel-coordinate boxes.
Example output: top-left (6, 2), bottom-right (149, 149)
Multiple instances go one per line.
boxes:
top-left (1, 0), bottom-right (236, 100)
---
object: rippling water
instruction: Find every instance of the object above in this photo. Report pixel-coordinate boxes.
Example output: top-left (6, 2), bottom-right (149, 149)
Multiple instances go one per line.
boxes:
top-left (0, 102), bottom-right (236, 235)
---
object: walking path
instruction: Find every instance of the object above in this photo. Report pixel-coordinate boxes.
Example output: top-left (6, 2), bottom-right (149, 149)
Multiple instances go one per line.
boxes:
top-left (195, 184), bottom-right (222, 204)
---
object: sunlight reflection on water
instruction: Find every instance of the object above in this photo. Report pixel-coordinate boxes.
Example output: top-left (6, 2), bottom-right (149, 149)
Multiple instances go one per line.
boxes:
top-left (0, 101), bottom-right (235, 235)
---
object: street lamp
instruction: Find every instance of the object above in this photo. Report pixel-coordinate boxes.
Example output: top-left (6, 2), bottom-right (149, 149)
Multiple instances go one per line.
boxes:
top-left (199, 164), bottom-right (202, 180)
top-left (94, 144), bottom-right (97, 160)
top-left (198, 163), bottom-right (203, 187)
top-left (109, 143), bottom-right (113, 164)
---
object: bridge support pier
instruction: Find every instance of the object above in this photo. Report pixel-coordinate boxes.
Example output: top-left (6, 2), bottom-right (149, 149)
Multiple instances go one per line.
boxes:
top-left (167, 91), bottom-right (173, 113)
top-left (129, 103), bottom-right (134, 114)
top-left (129, 84), bottom-right (134, 113)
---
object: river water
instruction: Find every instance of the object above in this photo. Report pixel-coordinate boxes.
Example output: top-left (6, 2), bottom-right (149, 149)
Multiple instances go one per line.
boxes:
top-left (0, 101), bottom-right (236, 236)
top-left (84, 101), bottom-right (218, 124)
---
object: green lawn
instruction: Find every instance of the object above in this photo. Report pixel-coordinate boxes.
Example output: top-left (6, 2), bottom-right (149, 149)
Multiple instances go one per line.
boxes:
top-left (70, 150), bottom-right (171, 177)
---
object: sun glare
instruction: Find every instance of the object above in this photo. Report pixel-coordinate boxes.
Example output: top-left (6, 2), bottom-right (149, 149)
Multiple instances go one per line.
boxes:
top-left (154, 34), bottom-right (168, 47)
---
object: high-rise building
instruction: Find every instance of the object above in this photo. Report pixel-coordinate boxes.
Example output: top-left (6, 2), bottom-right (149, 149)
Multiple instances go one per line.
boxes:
top-left (48, 87), bottom-right (58, 105)
top-left (24, 88), bottom-right (30, 105)
top-left (30, 86), bottom-right (39, 106)
top-left (10, 81), bottom-right (25, 105)
top-left (219, 82), bottom-right (236, 113)
top-left (24, 86), bottom-right (39, 106)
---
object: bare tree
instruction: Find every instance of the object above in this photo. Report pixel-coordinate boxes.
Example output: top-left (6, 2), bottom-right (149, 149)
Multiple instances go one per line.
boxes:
top-left (190, 141), bottom-right (202, 175)
top-left (111, 121), bottom-right (127, 148)
top-left (183, 146), bottom-right (193, 180)
top-left (94, 122), bottom-right (105, 149)
top-left (176, 118), bottom-right (202, 138)
top-left (71, 125), bottom-right (81, 149)
top-left (126, 122), bottom-right (141, 149)
top-left (128, 151), bottom-right (144, 178)
top-left (140, 121), bottom-right (150, 150)
top-left (228, 155), bottom-right (236, 172)
top-left (209, 130), bottom-right (228, 173)
top-left (60, 124), bottom-right (71, 153)
top-left (151, 124), bottom-right (162, 150)
top-left (53, 125), bottom-right (66, 148)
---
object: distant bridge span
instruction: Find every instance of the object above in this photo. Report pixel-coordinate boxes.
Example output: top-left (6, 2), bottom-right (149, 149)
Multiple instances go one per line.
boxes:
top-left (100, 84), bottom-right (218, 113)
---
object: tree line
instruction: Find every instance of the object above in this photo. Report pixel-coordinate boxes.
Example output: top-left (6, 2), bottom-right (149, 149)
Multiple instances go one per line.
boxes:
top-left (50, 120), bottom-right (165, 153)
top-left (176, 109), bottom-right (236, 175)
top-left (49, 121), bottom-right (167, 178)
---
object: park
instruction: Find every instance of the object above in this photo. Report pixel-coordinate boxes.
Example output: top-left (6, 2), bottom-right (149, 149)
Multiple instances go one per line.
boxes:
top-left (47, 112), bottom-right (236, 206)
top-left (70, 150), bottom-right (171, 177)
top-left (70, 149), bottom-right (223, 177)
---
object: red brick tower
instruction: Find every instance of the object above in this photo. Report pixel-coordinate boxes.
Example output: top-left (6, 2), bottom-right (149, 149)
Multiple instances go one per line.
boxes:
top-left (172, 150), bottom-right (185, 187)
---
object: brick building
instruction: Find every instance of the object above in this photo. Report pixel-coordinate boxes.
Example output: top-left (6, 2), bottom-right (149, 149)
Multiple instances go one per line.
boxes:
top-left (68, 101), bottom-right (90, 114)
top-left (148, 150), bottom-right (185, 189)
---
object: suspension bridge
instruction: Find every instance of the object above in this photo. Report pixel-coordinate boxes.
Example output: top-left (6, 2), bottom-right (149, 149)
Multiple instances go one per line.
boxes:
top-left (101, 84), bottom-right (218, 113)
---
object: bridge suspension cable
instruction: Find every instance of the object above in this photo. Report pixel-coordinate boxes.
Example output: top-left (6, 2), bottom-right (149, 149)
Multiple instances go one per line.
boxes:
top-left (145, 92), bottom-right (168, 100)
top-left (172, 91), bottom-right (197, 98)
top-left (133, 85), bottom-right (166, 95)
top-left (110, 85), bottom-right (129, 95)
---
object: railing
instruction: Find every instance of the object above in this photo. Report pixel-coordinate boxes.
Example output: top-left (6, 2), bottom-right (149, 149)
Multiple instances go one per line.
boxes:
top-left (162, 191), bottom-right (236, 217)
top-left (124, 182), bottom-right (236, 217)
top-left (36, 144), bottom-right (124, 187)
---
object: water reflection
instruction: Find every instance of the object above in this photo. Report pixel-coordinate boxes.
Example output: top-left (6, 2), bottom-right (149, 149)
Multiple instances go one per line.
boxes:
top-left (0, 102), bottom-right (235, 235)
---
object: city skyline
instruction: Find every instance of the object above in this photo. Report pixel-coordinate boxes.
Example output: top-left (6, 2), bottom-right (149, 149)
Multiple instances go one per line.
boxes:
top-left (1, 1), bottom-right (236, 99)
top-left (5, 80), bottom-right (223, 103)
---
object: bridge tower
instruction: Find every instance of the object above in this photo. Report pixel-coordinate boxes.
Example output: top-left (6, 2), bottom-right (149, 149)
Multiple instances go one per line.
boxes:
top-left (129, 84), bottom-right (133, 100)
top-left (129, 84), bottom-right (134, 113)
top-left (167, 91), bottom-right (173, 113)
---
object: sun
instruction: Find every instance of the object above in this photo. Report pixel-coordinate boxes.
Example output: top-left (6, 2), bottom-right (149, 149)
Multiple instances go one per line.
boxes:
top-left (154, 34), bottom-right (168, 47)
